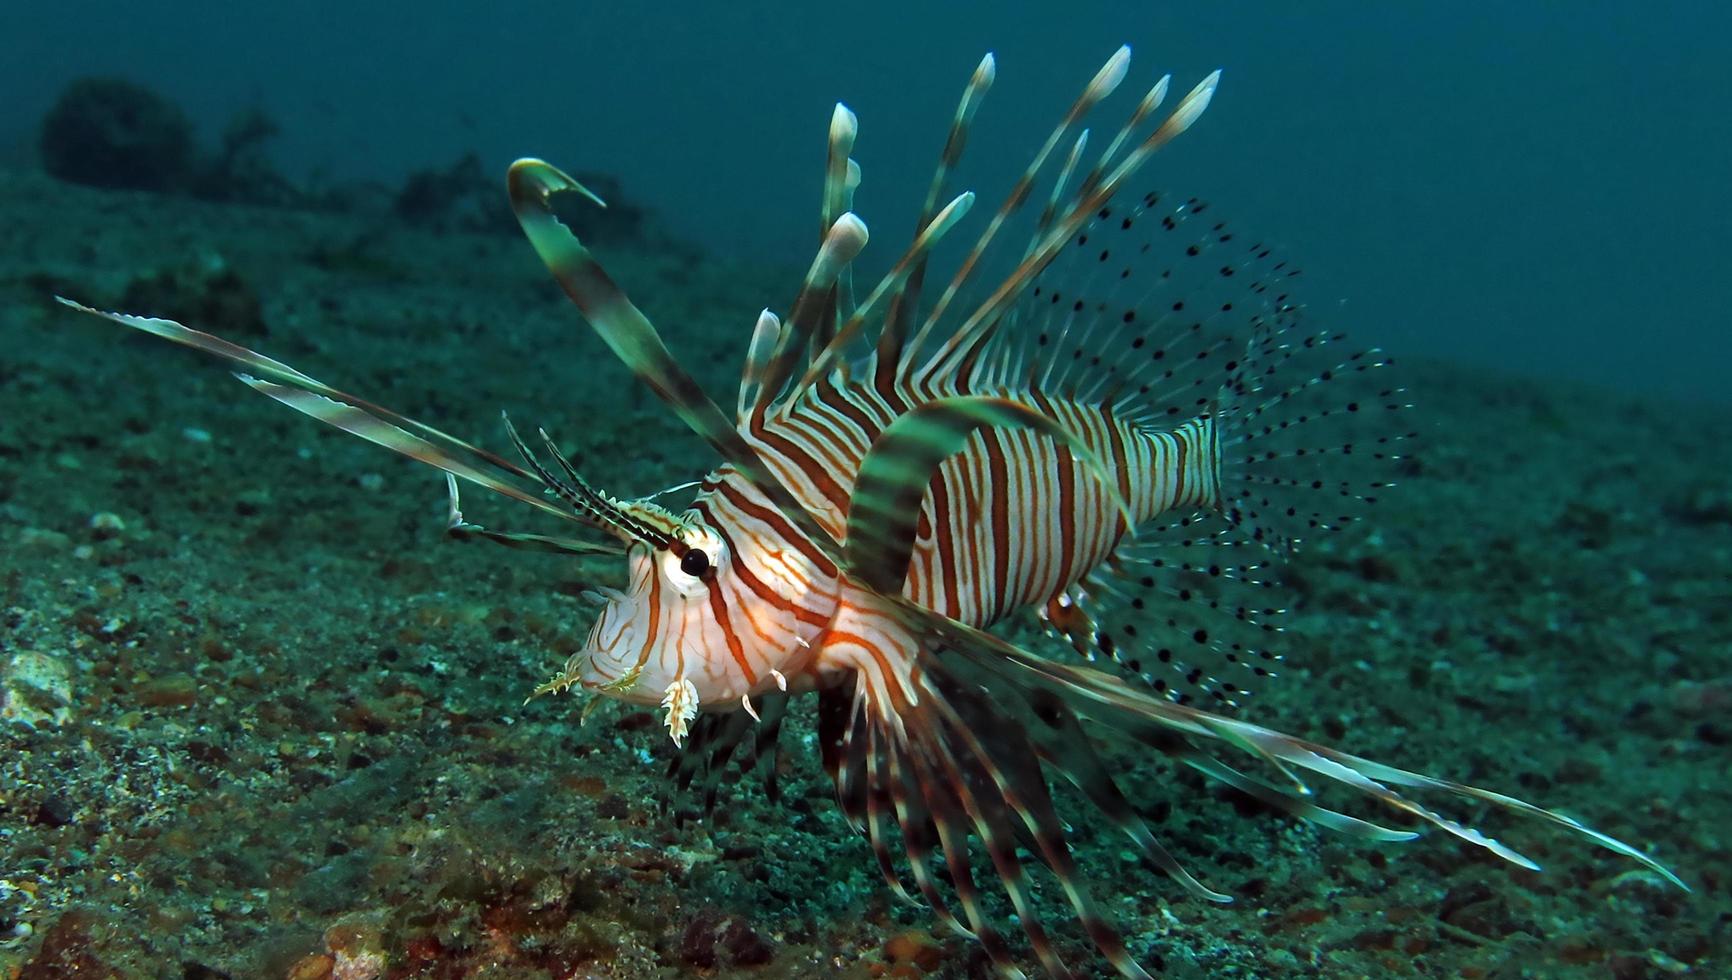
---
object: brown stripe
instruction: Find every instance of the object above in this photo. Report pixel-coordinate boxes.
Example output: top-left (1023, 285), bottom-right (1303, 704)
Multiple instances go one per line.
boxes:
top-left (982, 428), bottom-right (1012, 619)
top-left (779, 410), bottom-right (860, 505)
top-left (818, 375), bottom-right (883, 445)
top-left (1101, 403), bottom-right (1134, 528)
top-left (825, 627), bottom-right (908, 710)
top-left (695, 496), bottom-right (834, 627)
top-left (749, 405), bottom-right (851, 515)
top-left (632, 563), bottom-right (662, 673)
top-left (926, 464), bottom-right (963, 618)
top-left (710, 477), bottom-right (839, 581)
top-left (966, 437), bottom-right (997, 620)
top-left (1031, 391), bottom-right (1077, 599)
top-left (703, 574), bottom-right (757, 685)
top-left (1172, 429), bottom-right (1188, 507)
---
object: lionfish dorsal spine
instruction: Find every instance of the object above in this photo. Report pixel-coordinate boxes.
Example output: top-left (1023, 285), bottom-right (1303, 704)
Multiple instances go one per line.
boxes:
top-left (902, 46), bottom-right (1133, 374)
top-left (736, 308), bottom-right (782, 421)
top-left (505, 158), bottom-right (847, 560)
top-left (917, 71), bottom-right (1222, 399)
top-left (877, 52), bottom-right (997, 391)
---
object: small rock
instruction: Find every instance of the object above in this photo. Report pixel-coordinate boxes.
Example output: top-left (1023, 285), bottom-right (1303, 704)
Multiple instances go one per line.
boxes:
top-left (323, 922), bottom-right (384, 980)
top-left (1670, 485), bottom-right (1732, 526)
top-left (16, 527), bottom-right (71, 554)
top-left (722, 917), bottom-right (773, 966)
top-left (32, 794), bottom-right (77, 828)
top-left (884, 930), bottom-right (943, 972)
top-left (679, 911), bottom-right (775, 969)
top-left (679, 912), bottom-right (724, 969)
top-left (136, 673), bottom-right (198, 708)
top-left (1, 650), bottom-right (75, 727)
top-left (88, 511), bottom-right (125, 539)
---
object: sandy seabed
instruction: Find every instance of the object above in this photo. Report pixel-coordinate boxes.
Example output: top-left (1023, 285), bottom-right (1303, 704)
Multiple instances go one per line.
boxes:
top-left (1, 170), bottom-right (1727, 978)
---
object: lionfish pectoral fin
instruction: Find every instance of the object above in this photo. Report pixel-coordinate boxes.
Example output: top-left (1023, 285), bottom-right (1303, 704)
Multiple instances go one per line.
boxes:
top-left (889, 596), bottom-right (1684, 891)
top-left (1292, 742), bottom-right (1691, 891)
top-left (1025, 687), bottom-right (1234, 904)
top-left (506, 159), bottom-right (846, 563)
top-left (844, 395), bottom-right (1132, 594)
top-left (823, 595), bottom-right (1160, 978)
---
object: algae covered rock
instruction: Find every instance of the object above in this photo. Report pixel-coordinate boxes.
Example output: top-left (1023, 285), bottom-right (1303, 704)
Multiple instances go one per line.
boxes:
top-left (39, 77), bottom-right (195, 192)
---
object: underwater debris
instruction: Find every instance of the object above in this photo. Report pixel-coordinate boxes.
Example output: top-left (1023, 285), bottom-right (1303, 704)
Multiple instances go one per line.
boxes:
top-left (39, 77), bottom-right (195, 192)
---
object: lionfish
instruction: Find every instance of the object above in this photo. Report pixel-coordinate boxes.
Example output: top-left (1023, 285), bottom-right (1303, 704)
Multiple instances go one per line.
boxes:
top-left (65, 46), bottom-right (1679, 977)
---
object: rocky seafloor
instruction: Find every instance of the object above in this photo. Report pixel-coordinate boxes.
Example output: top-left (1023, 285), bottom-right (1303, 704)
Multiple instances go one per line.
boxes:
top-left (0, 169), bottom-right (1727, 978)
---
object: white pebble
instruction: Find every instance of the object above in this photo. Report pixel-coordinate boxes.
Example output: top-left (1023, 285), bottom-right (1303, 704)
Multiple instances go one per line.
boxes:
top-left (0, 651), bottom-right (75, 728)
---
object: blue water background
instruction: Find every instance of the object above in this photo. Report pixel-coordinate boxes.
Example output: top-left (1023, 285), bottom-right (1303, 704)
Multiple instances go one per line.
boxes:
top-left (2, 1), bottom-right (1727, 404)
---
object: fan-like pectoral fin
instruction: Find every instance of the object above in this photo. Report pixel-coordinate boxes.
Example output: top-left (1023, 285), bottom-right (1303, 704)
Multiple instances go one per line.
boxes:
top-left (843, 395), bottom-right (1133, 594)
top-left (818, 586), bottom-right (1151, 977)
top-left (876, 591), bottom-right (1686, 892)
top-left (506, 159), bottom-right (845, 562)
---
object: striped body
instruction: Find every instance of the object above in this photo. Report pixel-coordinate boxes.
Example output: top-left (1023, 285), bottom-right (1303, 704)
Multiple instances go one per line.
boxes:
top-left (584, 376), bottom-right (1222, 708)
top-left (747, 378), bottom-right (1219, 626)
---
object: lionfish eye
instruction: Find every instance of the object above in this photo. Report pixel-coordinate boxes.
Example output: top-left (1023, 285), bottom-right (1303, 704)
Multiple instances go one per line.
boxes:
top-left (679, 548), bottom-right (711, 577)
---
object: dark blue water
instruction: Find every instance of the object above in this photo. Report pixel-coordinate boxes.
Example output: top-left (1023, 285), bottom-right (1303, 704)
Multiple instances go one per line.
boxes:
top-left (3, 1), bottom-right (1727, 404)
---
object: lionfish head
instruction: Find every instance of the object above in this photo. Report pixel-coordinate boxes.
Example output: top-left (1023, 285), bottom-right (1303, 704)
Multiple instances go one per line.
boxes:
top-left (566, 501), bottom-right (732, 709)
top-left (506, 420), bottom-right (815, 744)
